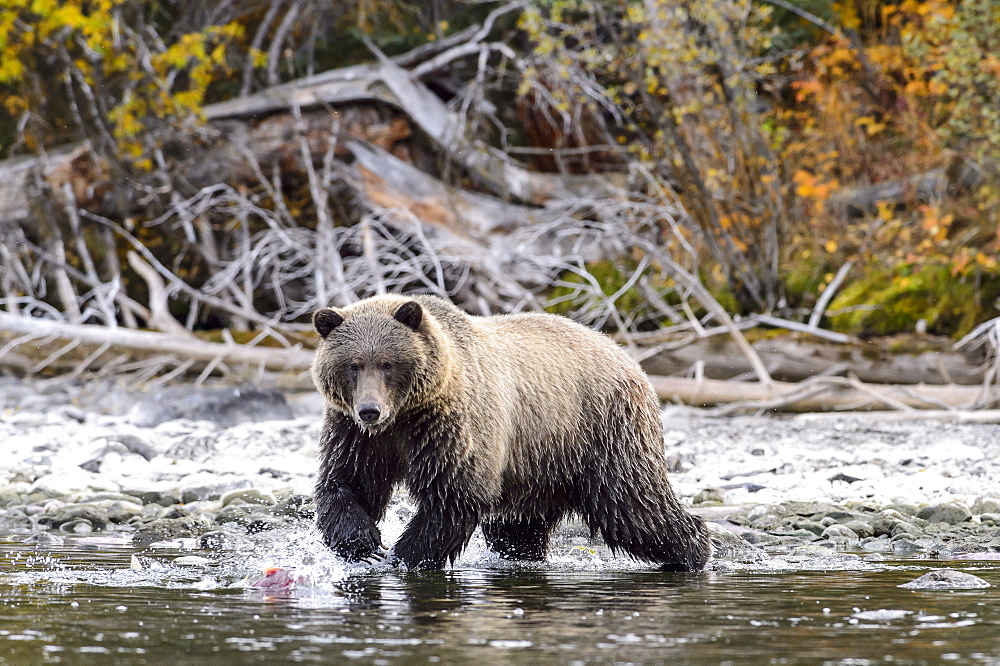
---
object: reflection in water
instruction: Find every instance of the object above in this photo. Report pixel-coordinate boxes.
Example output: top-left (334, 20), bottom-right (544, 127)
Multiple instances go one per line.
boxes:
top-left (1, 536), bottom-right (999, 664)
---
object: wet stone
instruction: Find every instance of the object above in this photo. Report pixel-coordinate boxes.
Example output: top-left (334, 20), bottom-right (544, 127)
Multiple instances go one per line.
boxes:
top-left (165, 436), bottom-right (218, 462)
top-left (821, 524), bottom-right (860, 542)
top-left (738, 531), bottom-right (784, 547)
top-left (122, 489), bottom-right (184, 507)
top-left (198, 530), bottom-right (254, 551)
top-left (789, 545), bottom-right (841, 559)
top-left (106, 434), bottom-right (158, 461)
top-left (132, 516), bottom-right (213, 547)
top-left (271, 494), bottom-right (315, 520)
top-left (872, 510), bottom-right (915, 537)
top-left (0, 487), bottom-right (26, 508)
top-left (706, 523), bottom-right (768, 564)
top-left (793, 520), bottom-right (827, 536)
top-left (214, 504), bottom-right (276, 528)
top-left (16, 532), bottom-right (64, 546)
top-left (843, 520), bottom-right (875, 539)
top-left (38, 504), bottom-right (110, 531)
top-left (104, 502), bottom-right (144, 525)
top-left (971, 496), bottom-right (1000, 515)
top-left (180, 478), bottom-right (254, 503)
top-left (784, 501), bottom-right (840, 517)
top-left (128, 386), bottom-right (293, 428)
top-left (245, 515), bottom-right (288, 534)
top-left (776, 529), bottom-right (818, 541)
top-left (154, 505), bottom-right (190, 520)
top-left (891, 538), bottom-right (925, 554)
top-left (693, 488), bottom-right (725, 505)
top-left (899, 569), bottom-right (991, 590)
top-left (890, 521), bottom-right (923, 538)
top-left (917, 502), bottom-right (972, 525)
top-left (60, 519), bottom-right (94, 534)
top-left (221, 488), bottom-right (277, 507)
top-left (750, 511), bottom-right (790, 532)
top-left (885, 503), bottom-right (919, 517)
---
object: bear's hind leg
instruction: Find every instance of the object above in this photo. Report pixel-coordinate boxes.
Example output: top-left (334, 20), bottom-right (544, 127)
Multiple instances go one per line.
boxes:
top-left (482, 512), bottom-right (563, 561)
top-left (582, 490), bottom-right (710, 572)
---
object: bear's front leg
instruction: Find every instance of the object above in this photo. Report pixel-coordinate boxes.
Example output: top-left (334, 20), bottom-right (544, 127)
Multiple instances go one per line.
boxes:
top-left (390, 501), bottom-right (480, 569)
top-left (315, 483), bottom-right (383, 562)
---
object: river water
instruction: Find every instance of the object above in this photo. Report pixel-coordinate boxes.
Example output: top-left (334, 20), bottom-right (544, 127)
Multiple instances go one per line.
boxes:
top-left (2, 535), bottom-right (999, 665)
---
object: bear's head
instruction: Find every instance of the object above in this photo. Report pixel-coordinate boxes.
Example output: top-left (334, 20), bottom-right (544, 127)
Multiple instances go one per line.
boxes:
top-left (311, 299), bottom-right (430, 431)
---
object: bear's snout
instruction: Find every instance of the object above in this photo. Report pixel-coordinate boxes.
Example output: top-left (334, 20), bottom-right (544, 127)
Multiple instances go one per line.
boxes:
top-left (357, 403), bottom-right (381, 424)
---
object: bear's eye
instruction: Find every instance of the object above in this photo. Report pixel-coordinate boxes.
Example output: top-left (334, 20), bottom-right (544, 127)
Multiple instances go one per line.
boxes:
top-left (348, 362), bottom-right (360, 374)
top-left (381, 362), bottom-right (393, 372)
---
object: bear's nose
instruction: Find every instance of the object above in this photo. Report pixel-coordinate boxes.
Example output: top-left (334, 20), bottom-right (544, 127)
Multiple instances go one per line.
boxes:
top-left (357, 404), bottom-right (381, 423)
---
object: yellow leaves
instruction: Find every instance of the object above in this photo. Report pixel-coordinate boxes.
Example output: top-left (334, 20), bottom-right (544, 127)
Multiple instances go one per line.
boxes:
top-left (4, 0), bottom-right (245, 166)
top-left (793, 170), bottom-right (837, 201)
top-left (791, 79), bottom-right (822, 103)
top-left (833, 2), bottom-right (861, 31)
top-left (855, 116), bottom-right (886, 136)
top-left (0, 55), bottom-right (25, 83)
top-left (824, 240), bottom-right (838, 254)
top-left (875, 201), bottom-right (895, 221)
top-left (904, 79), bottom-right (927, 96)
top-left (918, 205), bottom-right (953, 244)
top-left (926, 78), bottom-right (948, 96)
top-left (3, 93), bottom-right (26, 115)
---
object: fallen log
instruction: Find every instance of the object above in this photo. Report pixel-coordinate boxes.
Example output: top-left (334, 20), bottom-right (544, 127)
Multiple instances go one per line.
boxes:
top-left (3, 311), bottom-right (996, 412)
top-left (796, 409), bottom-right (1000, 424)
top-left (0, 313), bottom-right (313, 372)
top-left (641, 334), bottom-right (986, 386)
top-left (650, 374), bottom-right (996, 412)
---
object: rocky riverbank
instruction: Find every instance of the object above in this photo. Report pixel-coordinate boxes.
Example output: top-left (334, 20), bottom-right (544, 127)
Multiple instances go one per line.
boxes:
top-left (2, 376), bottom-right (1000, 567)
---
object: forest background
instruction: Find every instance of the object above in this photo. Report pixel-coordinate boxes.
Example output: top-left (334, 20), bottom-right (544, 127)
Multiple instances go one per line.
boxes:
top-left (0, 0), bottom-right (998, 405)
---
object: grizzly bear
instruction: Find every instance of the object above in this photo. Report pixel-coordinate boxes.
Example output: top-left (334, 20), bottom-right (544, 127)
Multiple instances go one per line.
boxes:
top-left (311, 294), bottom-right (710, 571)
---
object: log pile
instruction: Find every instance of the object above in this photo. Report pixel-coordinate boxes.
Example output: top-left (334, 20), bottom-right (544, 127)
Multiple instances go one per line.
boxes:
top-left (1, 5), bottom-right (998, 414)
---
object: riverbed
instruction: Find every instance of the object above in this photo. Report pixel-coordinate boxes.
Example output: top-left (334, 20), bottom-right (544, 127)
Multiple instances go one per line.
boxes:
top-left (2, 377), bottom-right (1000, 663)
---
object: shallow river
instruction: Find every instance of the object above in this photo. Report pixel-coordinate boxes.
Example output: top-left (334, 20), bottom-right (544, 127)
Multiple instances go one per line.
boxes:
top-left (2, 535), bottom-right (999, 665)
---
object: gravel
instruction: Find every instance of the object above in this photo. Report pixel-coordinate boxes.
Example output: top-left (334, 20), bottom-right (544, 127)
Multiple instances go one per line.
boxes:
top-left (2, 376), bottom-right (1000, 565)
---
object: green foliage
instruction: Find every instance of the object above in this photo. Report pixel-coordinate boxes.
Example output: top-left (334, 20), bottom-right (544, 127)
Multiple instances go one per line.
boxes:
top-left (782, 252), bottom-right (829, 309)
top-left (828, 263), bottom-right (1000, 337)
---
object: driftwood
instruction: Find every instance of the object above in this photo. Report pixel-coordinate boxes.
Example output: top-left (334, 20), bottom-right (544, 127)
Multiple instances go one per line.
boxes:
top-left (0, 313), bottom-right (313, 373)
top-left (641, 334), bottom-right (987, 386)
top-left (796, 409), bottom-right (1000, 424)
top-left (3, 309), bottom-right (996, 413)
top-left (651, 375), bottom-right (997, 413)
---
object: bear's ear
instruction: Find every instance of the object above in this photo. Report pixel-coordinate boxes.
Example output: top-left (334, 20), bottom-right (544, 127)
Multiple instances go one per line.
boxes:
top-left (393, 301), bottom-right (423, 331)
top-left (313, 308), bottom-right (345, 338)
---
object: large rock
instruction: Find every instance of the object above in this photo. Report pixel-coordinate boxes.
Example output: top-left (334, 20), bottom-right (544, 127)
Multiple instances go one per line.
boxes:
top-left (972, 496), bottom-right (1000, 515)
top-left (917, 502), bottom-right (972, 525)
top-left (132, 515), bottom-right (213, 547)
top-left (899, 569), bottom-right (990, 590)
top-left (127, 386), bottom-right (293, 428)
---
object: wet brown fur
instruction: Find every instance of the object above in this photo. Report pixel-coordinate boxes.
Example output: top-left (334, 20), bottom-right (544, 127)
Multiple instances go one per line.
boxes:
top-left (311, 294), bottom-right (711, 570)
